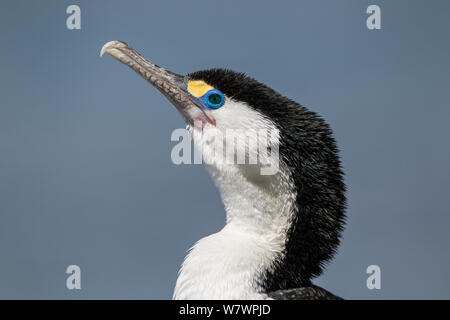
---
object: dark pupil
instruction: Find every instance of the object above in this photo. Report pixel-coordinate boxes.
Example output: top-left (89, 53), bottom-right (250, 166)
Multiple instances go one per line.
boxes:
top-left (208, 94), bottom-right (221, 105)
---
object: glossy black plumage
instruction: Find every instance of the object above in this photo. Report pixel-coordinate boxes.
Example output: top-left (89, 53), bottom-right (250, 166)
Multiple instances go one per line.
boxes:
top-left (268, 285), bottom-right (343, 300)
top-left (188, 69), bottom-right (346, 299)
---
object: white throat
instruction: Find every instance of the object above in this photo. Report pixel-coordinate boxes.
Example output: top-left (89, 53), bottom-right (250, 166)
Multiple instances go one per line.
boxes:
top-left (173, 100), bottom-right (296, 300)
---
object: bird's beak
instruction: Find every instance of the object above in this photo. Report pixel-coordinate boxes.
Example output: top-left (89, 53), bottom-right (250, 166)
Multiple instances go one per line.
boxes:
top-left (100, 41), bottom-right (215, 127)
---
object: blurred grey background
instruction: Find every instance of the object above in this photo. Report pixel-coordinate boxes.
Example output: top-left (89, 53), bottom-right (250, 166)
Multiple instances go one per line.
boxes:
top-left (0, 0), bottom-right (449, 299)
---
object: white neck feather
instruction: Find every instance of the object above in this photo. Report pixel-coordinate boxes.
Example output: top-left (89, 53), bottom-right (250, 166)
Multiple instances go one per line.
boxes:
top-left (173, 100), bottom-right (296, 299)
top-left (173, 163), bottom-right (295, 299)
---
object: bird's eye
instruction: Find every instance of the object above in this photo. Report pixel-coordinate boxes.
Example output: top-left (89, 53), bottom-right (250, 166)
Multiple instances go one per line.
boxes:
top-left (203, 89), bottom-right (225, 109)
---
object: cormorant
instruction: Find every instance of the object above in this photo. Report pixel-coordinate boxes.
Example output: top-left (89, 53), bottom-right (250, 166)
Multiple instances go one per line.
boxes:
top-left (101, 41), bottom-right (346, 300)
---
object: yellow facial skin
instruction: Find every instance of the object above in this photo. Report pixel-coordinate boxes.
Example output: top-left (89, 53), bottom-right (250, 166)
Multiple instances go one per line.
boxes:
top-left (187, 80), bottom-right (214, 98)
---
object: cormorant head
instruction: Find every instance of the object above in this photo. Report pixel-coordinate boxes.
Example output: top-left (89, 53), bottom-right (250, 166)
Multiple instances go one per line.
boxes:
top-left (100, 41), bottom-right (283, 174)
top-left (101, 41), bottom-right (346, 291)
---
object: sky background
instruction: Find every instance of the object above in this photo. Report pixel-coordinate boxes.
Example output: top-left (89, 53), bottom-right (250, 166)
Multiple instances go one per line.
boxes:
top-left (0, 0), bottom-right (449, 299)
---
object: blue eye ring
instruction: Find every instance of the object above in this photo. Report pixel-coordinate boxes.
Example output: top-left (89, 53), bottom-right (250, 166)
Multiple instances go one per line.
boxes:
top-left (203, 89), bottom-right (225, 109)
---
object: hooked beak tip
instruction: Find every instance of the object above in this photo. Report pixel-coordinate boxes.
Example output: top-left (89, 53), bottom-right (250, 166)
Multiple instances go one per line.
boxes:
top-left (100, 40), bottom-right (128, 57)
